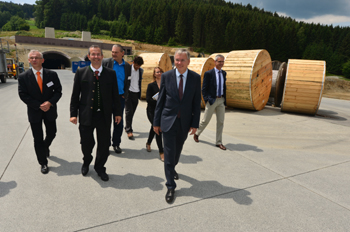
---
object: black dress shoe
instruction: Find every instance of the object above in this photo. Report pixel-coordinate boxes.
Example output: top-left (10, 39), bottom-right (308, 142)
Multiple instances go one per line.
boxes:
top-left (98, 172), bottom-right (109, 181)
top-left (41, 165), bottom-right (49, 174)
top-left (81, 165), bottom-right (89, 176)
top-left (174, 170), bottom-right (179, 180)
top-left (114, 146), bottom-right (122, 154)
top-left (165, 189), bottom-right (175, 203)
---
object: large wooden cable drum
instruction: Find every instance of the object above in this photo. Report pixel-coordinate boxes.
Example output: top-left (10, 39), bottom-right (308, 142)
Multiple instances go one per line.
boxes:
top-left (225, 49), bottom-right (272, 110)
top-left (138, 53), bottom-right (172, 99)
top-left (187, 57), bottom-right (215, 108)
top-left (268, 61), bottom-right (287, 107)
top-left (281, 59), bottom-right (326, 115)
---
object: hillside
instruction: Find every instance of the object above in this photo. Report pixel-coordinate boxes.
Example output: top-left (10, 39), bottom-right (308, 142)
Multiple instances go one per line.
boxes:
top-left (324, 77), bottom-right (350, 100)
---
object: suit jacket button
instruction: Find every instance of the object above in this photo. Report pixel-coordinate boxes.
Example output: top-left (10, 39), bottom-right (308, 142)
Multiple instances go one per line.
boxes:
top-left (92, 90), bottom-right (95, 92)
top-left (91, 107), bottom-right (93, 109)
top-left (93, 82), bottom-right (95, 84)
top-left (92, 98), bottom-right (94, 100)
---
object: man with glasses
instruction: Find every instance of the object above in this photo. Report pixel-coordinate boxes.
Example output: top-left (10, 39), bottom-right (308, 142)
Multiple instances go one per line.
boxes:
top-left (193, 54), bottom-right (227, 150)
top-left (70, 45), bottom-right (121, 181)
top-left (18, 50), bottom-right (62, 174)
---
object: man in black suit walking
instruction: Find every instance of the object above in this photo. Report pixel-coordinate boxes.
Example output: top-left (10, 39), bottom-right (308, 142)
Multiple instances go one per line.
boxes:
top-left (154, 49), bottom-right (201, 203)
top-left (18, 50), bottom-right (62, 174)
top-left (70, 45), bottom-right (121, 181)
top-left (194, 54), bottom-right (227, 150)
top-left (102, 44), bottom-right (131, 153)
top-left (124, 56), bottom-right (144, 140)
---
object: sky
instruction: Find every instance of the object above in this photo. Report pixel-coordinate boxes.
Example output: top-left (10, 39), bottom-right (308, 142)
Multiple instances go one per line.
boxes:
top-left (228, 0), bottom-right (350, 27)
top-left (3, 0), bottom-right (350, 27)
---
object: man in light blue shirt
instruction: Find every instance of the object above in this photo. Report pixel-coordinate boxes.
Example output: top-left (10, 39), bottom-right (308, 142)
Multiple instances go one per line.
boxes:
top-left (102, 44), bottom-right (131, 153)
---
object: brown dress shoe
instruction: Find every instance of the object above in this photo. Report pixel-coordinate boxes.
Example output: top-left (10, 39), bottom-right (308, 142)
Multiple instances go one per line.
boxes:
top-left (146, 143), bottom-right (151, 152)
top-left (216, 144), bottom-right (226, 150)
top-left (128, 132), bottom-right (134, 140)
top-left (193, 134), bottom-right (199, 143)
top-left (159, 152), bottom-right (164, 162)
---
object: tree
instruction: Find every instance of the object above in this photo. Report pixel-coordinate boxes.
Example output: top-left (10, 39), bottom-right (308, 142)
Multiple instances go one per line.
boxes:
top-left (175, 6), bottom-right (188, 45)
top-left (42, 0), bottom-right (62, 28)
top-left (2, 15), bottom-right (30, 31)
top-left (192, 6), bottom-right (205, 47)
top-left (342, 60), bottom-right (350, 78)
top-left (145, 25), bottom-right (154, 44)
top-left (154, 26), bottom-right (165, 45)
top-left (328, 52), bottom-right (346, 75)
top-left (87, 15), bottom-right (101, 34)
top-left (0, 11), bottom-right (11, 28)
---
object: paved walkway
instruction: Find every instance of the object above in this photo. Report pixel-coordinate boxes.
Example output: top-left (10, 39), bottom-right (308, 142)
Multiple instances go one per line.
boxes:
top-left (0, 70), bottom-right (350, 231)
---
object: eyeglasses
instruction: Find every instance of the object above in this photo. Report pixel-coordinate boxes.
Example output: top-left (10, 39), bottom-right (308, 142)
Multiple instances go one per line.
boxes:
top-left (89, 53), bottom-right (102, 57)
top-left (216, 61), bottom-right (225, 63)
top-left (29, 57), bottom-right (42, 60)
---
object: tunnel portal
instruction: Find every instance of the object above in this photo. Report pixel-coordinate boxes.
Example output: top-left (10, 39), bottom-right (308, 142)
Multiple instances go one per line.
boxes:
top-left (42, 51), bottom-right (71, 69)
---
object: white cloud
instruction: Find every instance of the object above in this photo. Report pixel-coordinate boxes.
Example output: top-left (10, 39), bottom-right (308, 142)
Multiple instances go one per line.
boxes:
top-left (276, 12), bottom-right (350, 27)
top-left (296, 14), bottom-right (350, 26)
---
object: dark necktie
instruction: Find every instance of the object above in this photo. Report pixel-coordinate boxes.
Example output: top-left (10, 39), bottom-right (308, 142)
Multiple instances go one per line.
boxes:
top-left (179, 74), bottom-right (183, 100)
top-left (95, 70), bottom-right (101, 111)
top-left (177, 74), bottom-right (183, 118)
top-left (218, 71), bottom-right (222, 97)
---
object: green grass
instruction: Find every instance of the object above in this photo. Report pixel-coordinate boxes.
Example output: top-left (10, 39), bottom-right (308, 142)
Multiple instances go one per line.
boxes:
top-left (339, 77), bottom-right (350, 81)
top-left (326, 72), bottom-right (350, 81)
top-left (26, 19), bottom-right (37, 29)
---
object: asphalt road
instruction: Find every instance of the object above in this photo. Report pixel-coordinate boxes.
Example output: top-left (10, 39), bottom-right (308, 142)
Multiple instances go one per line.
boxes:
top-left (0, 70), bottom-right (349, 231)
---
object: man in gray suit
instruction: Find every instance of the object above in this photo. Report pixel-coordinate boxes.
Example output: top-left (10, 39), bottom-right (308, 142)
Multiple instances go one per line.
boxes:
top-left (102, 44), bottom-right (131, 154)
top-left (194, 54), bottom-right (227, 150)
top-left (154, 49), bottom-right (201, 203)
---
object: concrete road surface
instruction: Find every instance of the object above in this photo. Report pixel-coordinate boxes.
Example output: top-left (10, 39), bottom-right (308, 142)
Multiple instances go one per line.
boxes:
top-left (0, 70), bottom-right (349, 231)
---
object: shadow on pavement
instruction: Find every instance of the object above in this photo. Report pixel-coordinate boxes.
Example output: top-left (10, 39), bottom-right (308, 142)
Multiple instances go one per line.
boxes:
top-left (316, 109), bottom-right (347, 121)
top-left (91, 173), bottom-right (164, 191)
top-left (227, 106), bottom-right (284, 116)
top-left (226, 143), bottom-right (263, 152)
top-left (113, 149), bottom-right (203, 164)
top-left (178, 174), bottom-right (252, 205)
top-left (0, 181), bottom-right (17, 198)
top-left (198, 140), bottom-right (263, 152)
top-left (49, 156), bottom-right (82, 176)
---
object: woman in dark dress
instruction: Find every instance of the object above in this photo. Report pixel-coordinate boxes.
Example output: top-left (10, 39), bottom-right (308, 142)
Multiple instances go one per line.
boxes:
top-left (146, 67), bottom-right (164, 161)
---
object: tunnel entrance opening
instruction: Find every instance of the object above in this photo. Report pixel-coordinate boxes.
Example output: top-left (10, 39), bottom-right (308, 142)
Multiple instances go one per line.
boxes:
top-left (42, 51), bottom-right (71, 69)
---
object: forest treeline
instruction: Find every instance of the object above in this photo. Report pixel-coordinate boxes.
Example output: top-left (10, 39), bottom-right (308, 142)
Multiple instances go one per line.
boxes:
top-left (7, 0), bottom-right (350, 75)
top-left (0, 1), bottom-right (34, 28)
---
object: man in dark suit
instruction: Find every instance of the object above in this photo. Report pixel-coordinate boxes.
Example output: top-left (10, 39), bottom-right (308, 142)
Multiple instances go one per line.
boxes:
top-left (102, 44), bottom-right (131, 153)
top-left (154, 49), bottom-right (201, 203)
top-left (124, 56), bottom-right (144, 140)
top-left (18, 50), bottom-right (62, 174)
top-left (194, 54), bottom-right (227, 150)
top-left (70, 45), bottom-right (121, 181)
